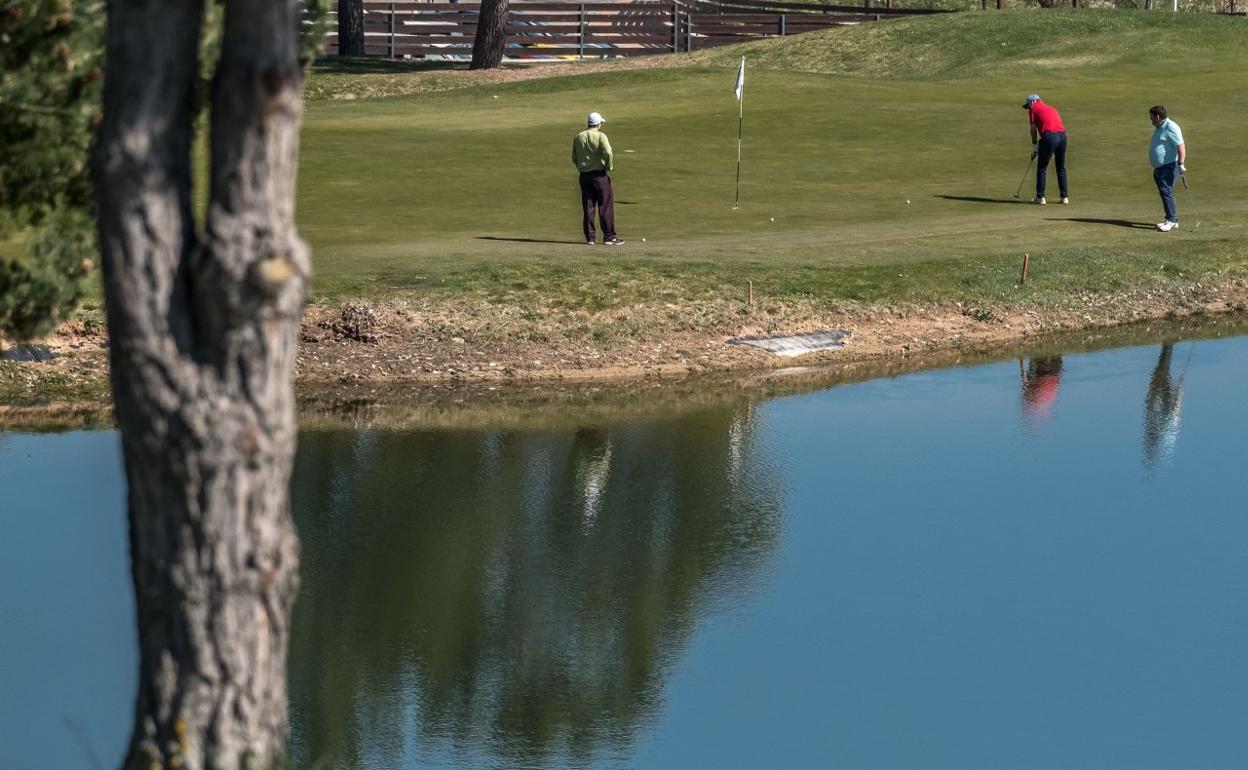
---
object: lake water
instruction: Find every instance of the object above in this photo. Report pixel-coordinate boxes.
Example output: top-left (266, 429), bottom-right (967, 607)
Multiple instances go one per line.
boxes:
top-left (3, 332), bottom-right (1248, 769)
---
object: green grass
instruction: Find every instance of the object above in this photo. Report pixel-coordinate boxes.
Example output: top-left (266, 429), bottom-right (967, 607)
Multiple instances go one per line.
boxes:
top-left (701, 7), bottom-right (1248, 79)
top-left (0, 360), bottom-right (111, 404)
top-left (295, 9), bottom-right (1248, 309)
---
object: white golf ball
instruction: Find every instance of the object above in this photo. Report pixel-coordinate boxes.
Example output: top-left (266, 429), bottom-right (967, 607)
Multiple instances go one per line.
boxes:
top-left (906, 199), bottom-right (911, 204)
top-left (769, 217), bottom-right (775, 222)
top-left (641, 238), bottom-right (646, 242)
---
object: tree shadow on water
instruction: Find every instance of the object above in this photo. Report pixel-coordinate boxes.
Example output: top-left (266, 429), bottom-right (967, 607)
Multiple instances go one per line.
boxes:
top-left (934, 195), bottom-right (1030, 205)
top-left (1049, 217), bottom-right (1155, 230)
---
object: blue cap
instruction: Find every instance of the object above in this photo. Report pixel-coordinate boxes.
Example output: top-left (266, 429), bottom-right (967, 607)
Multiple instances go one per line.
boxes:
top-left (1022, 94), bottom-right (1041, 109)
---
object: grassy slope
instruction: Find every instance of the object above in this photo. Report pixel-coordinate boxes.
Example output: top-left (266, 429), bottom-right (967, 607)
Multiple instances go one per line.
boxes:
top-left (296, 10), bottom-right (1248, 310)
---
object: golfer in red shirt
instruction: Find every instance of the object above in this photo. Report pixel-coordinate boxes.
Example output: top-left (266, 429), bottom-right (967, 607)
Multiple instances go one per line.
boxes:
top-left (1023, 94), bottom-right (1068, 205)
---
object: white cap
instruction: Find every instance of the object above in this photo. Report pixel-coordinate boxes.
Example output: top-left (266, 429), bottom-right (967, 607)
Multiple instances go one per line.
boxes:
top-left (587, 112), bottom-right (605, 126)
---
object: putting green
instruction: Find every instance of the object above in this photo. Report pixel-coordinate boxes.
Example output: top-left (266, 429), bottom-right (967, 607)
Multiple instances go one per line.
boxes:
top-left (296, 9), bottom-right (1248, 303)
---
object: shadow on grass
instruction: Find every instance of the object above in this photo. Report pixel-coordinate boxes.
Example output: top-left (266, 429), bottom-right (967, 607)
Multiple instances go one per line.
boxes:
top-left (934, 195), bottom-right (1030, 205)
top-left (311, 57), bottom-right (555, 76)
top-left (1050, 217), bottom-right (1156, 230)
top-left (477, 236), bottom-right (588, 245)
top-left (311, 57), bottom-right (463, 75)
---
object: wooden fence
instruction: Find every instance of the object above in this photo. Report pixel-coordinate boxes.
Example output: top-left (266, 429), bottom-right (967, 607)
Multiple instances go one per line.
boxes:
top-left (323, 0), bottom-right (952, 60)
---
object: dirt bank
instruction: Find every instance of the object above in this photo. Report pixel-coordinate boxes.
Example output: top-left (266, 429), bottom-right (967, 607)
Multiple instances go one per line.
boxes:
top-left (3, 279), bottom-right (1247, 424)
top-left (293, 281), bottom-right (1248, 390)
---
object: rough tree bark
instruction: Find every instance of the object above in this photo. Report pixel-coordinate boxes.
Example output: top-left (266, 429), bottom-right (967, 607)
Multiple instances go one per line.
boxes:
top-left (92, 1), bottom-right (309, 768)
top-left (470, 0), bottom-right (509, 70)
top-left (337, 0), bottom-right (364, 56)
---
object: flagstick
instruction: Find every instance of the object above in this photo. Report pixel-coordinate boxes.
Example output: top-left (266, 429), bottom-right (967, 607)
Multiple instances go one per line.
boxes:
top-left (734, 94), bottom-right (743, 209)
top-left (733, 56), bottom-right (744, 209)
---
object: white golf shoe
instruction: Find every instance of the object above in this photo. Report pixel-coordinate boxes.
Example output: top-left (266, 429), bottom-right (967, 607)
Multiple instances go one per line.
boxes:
top-left (1060, 197), bottom-right (1070, 205)
top-left (1156, 220), bottom-right (1179, 232)
top-left (1031, 197), bottom-right (1046, 205)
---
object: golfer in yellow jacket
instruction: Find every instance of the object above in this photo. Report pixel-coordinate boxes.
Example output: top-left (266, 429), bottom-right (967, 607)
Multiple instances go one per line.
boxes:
top-left (572, 112), bottom-right (623, 245)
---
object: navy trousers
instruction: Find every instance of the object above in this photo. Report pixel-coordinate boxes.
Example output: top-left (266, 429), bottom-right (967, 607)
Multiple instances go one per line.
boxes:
top-left (1036, 130), bottom-right (1068, 199)
top-left (579, 170), bottom-right (616, 242)
top-left (1153, 162), bottom-right (1179, 223)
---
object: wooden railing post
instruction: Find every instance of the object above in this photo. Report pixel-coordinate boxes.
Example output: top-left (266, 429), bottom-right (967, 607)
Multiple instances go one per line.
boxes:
top-left (685, 12), bottom-right (692, 52)
top-left (579, 3), bottom-right (586, 60)
top-left (672, 2), bottom-right (679, 53)
top-left (779, 13), bottom-right (786, 35)
top-left (388, 3), bottom-right (396, 59)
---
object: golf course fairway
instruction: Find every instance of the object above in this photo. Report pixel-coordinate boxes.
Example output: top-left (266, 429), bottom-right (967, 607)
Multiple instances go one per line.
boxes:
top-left (297, 9), bottom-right (1248, 314)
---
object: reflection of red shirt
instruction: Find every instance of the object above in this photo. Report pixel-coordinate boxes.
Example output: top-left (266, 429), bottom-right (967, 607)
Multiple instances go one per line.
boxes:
top-left (1029, 102), bottom-right (1066, 135)
top-left (1022, 358), bottom-right (1062, 423)
top-left (1025, 375), bottom-right (1060, 408)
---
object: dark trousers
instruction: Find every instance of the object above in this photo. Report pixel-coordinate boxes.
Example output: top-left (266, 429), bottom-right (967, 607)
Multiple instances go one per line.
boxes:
top-left (1153, 162), bottom-right (1179, 223)
top-left (579, 170), bottom-right (616, 242)
top-left (1036, 130), bottom-right (1068, 199)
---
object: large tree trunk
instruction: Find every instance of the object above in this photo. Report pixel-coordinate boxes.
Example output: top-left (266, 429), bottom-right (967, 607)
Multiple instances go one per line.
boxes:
top-left (337, 0), bottom-right (365, 56)
top-left (470, 0), bottom-right (509, 70)
top-left (92, 1), bottom-right (309, 768)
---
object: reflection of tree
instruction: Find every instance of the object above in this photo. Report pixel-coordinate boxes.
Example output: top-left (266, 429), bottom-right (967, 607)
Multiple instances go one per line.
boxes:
top-left (288, 405), bottom-right (781, 768)
top-left (1143, 343), bottom-right (1184, 469)
top-left (1020, 356), bottom-right (1063, 425)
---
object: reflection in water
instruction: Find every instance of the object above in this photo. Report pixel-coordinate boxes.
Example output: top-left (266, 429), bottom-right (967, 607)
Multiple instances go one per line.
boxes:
top-left (1143, 343), bottom-right (1187, 469)
top-left (1019, 356), bottom-right (1064, 426)
top-left (573, 427), bottom-right (611, 529)
top-left (9, 330), bottom-right (1248, 770)
top-left (288, 406), bottom-right (781, 769)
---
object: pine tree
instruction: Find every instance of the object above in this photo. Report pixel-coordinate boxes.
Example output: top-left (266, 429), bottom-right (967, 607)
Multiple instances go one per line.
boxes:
top-left (0, 0), bottom-right (103, 339)
top-left (471, 0), bottom-right (510, 70)
top-left (92, 2), bottom-right (327, 765)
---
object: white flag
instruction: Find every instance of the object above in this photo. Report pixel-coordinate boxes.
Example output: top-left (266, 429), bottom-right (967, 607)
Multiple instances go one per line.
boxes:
top-left (734, 56), bottom-right (745, 102)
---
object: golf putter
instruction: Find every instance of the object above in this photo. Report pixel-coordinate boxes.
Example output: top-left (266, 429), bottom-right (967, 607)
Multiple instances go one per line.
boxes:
top-left (1014, 154), bottom-right (1036, 199)
top-left (1180, 171), bottom-right (1200, 229)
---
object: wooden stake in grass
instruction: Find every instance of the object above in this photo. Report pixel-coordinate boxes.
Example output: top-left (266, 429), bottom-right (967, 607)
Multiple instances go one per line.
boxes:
top-left (1020, 253), bottom-right (1030, 284)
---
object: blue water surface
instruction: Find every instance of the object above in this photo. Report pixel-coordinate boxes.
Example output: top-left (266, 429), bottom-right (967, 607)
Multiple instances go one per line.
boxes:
top-left (0, 431), bottom-right (132, 770)
top-left (2, 335), bottom-right (1246, 770)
